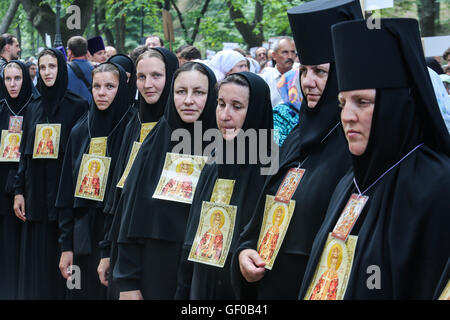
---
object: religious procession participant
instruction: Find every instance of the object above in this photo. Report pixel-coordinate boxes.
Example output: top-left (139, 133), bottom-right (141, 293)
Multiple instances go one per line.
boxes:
top-left (56, 62), bottom-right (134, 299)
top-left (0, 61), bottom-right (39, 299)
top-left (298, 18), bottom-right (450, 300)
top-left (232, 0), bottom-right (363, 299)
top-left (101, 48), bottom-right (178, 299)
top-left (113, 62), bottom-right (218, 300)
top-left (208, 50), bottom-right (249, 82)
top-left (175, 72), bottom-right (274, 299)
top-left (13, 48), bottom-right (88, 299)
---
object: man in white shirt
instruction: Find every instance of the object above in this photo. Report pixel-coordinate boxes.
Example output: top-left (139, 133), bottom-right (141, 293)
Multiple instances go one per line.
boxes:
top-left (259, 37), bottom-right (296, 107)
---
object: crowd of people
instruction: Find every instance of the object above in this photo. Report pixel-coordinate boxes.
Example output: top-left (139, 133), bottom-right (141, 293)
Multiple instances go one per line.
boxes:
top-left (0, 0), bottom-right (449, 301)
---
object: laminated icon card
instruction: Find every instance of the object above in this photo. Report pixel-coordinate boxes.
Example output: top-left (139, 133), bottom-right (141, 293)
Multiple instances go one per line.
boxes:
top-left (152, 152), bottom-right (207, 204)
top-left (304, 233), bottom-right (358, 300)
top-left (438, 280), bottom-right (450, 300)
top-left (256, 195), bottom-right (295, 270)
top-left (117, 141), bottom-right (142, 188)
top-left (188, 201), bottom-right (237, 268)
top-left (140, 122), bottom-right (157, 143)
top-left (74, 154), bottom-right (111, 202)
top-left (0, 130), bottom-right (22, 162)
top-left (32, 123), bottom-right (61, 159)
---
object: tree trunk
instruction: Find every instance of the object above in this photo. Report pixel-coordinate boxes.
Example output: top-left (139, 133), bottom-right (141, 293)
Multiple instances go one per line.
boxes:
top-left (417, 0), bottom-right (435, 36)
top-left (0, 0), bottom-right (20, 34)
top-left (114, 2), bottom-right (126, 54)
top-left (225, 0), bottom-right (264, 48)
top-left (20, 0), bottom-right (94, 46)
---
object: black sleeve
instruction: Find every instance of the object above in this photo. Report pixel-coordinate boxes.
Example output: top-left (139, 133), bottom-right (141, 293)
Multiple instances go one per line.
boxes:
top-left (113, 241), bottom-right (144, 292)
top-left (174, 244), bottom-right (194, 300)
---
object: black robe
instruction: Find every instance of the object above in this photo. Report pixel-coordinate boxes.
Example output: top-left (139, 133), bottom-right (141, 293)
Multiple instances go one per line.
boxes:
top-left (298, 18), bottom-right (450, 300)
top-left (0, 61), bottom-right (38, 299)
top-left (55, 62), bottom-right (133, 299)
top-left (175, 72), bottom-right (274, 299)
top-left (112, 62), bottom-right (218, 299)
top-left (230, 0), bottom-right (365, 299)
top-left (103, 48), bottom-right (179, 299)
top-left (13, 49), bottom-right (88, 299)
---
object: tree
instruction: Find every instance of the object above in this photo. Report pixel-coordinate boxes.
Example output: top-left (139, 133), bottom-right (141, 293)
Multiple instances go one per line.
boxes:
top-left (170, 0), bottom-right (212, 45)
top-left (225, 0), bottom-right (265, 48)
top-left (20, 0), bottom-right (94, 46)
top-left (0, 0), bottom-right (20, 34)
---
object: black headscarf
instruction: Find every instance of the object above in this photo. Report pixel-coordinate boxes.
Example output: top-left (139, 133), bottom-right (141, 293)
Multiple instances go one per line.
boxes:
top-left (115, 61), bottom-right (218, 243)
top-left (56, 62), bottom-right (133, 210)
top-left (108, 54), bottom-right (137, 105)
top-left (137, 47), bottom-right (179, 123)
top-left (37, 48), bottom-right (68, 117)
top-left (176, 72), bottom-right (274, 299)
top-left (1, 60), bottom-right (34, 113)
top-left (298, 18), bottom-right (450, 300)
top-left (88, 62), bottom-right (131, 139)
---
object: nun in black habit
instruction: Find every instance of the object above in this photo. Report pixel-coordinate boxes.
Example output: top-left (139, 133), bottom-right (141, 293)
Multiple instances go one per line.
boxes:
top-left (56, 62), bottom-right (134, 299)
top-left (175, 72), bottom-right (274, 299)
top-left (0, 61), bottom-right (38, 299)
top-left (13, 48), bottom-right (88, 299)
top-left (231, 0), bottom-right (362, 300)
top-left (298, 18), bottom-right (450, 300)
top-left (113, 62), bottom-right (218, 299)
top-left (101, 48), bottom-right (178, 299)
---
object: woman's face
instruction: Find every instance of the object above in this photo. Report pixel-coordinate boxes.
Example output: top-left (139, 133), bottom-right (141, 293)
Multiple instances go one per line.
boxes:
top-left (4, 66), bottom-right (23, 98)
top-left (92, 72), bottom-right (119, 111)
top-left (39, 55), bottom-right (58, 87)
top-left (216, 83), bottom-right (249, 141)
top-left (339, 89), bottom-right (376, 156)
top-left (227, 60), bottom-right (249, 75)
top-left (300, 63), bottom-right (330, 108)
top-left (136, 57), bottom-right (166, 104)
top-left (173, 70), bottom-right (209, 123)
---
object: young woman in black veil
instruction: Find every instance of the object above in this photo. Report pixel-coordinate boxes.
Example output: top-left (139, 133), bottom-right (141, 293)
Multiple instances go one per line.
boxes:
top-left (56, 62), bottom-right (134, 299)
top-left (0, 61), bottom-right (38, 299)
top-left (299, 18), bottom-right (450, 300)
top-left (113, 62), bottom-right (217, 299)
top-left (100, 48), bottom-right (178, 299)
top-left (13, 48), bottom-right (88, 299)
top-left (175, 72), bottom-right (273, 299)
top-left (232, 0), bottom-right (362, 300)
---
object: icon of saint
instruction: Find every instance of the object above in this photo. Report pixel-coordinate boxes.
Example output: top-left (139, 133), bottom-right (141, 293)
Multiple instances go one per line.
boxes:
top-left (162, 160), bottom-right (193, 199)
top-left (36, 127), bottom-right (54, 155)
top-left (196, 210), bottom-right (225, 261)
top-left (258, 205), bottom-right (285, 263)
top-left (2, 133), bottom-right (20, 160)
top-left (309, 243), bottom-right (343, 300)
top-left (79, 160), bottom-right (101, 197)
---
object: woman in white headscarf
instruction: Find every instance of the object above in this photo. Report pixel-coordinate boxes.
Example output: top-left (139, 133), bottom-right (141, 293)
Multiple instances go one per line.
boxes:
top-left (208, 50), bottom-right (248, 81)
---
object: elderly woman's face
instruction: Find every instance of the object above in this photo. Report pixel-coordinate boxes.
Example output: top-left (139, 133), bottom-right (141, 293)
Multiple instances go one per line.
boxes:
top-left (300, 63), bottom-right (330, 108)
top-left (227, 60), bottom-right (249, 76)
top-left (339, 89), bottom-right (376, 156)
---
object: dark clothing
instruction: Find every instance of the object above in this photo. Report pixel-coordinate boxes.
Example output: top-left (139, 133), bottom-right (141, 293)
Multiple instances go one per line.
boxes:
top-left (14, 49), bottom-right (88, 299)
top-left (67, 59), bottom-right (93, 104)
top-left (113, 62), bottom-right (217, 299)
top-left (56, 62), bottom-right (133, 299)
top-left (175, 72), bottom-right (274, 300)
